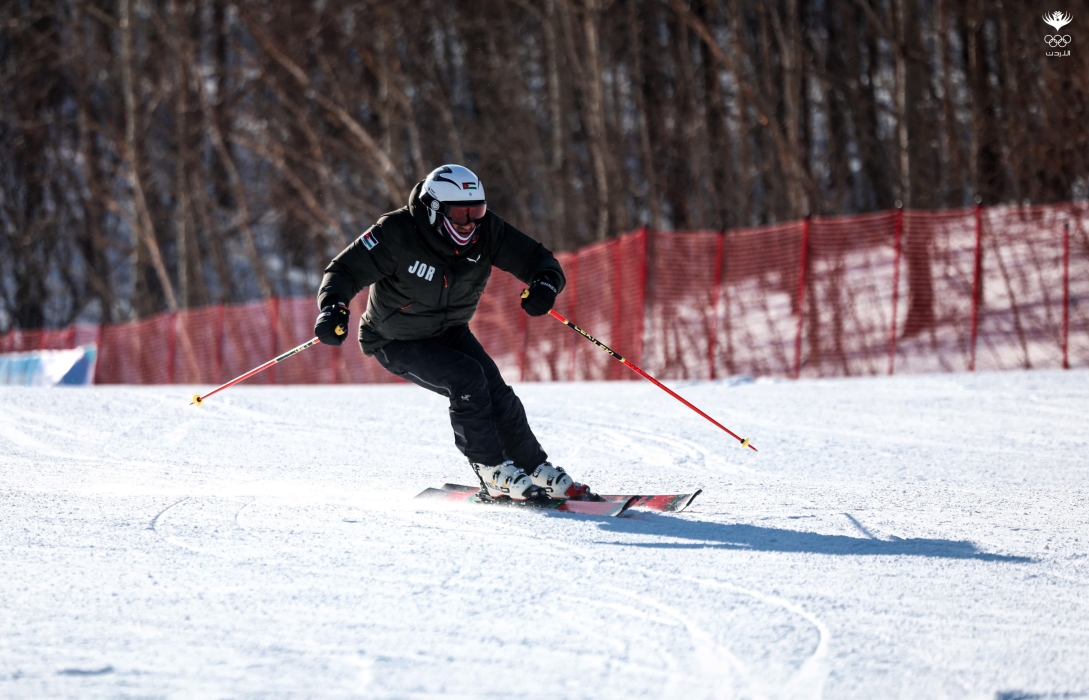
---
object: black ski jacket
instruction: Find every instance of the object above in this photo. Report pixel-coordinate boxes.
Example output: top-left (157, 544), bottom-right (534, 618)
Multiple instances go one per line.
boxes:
top-left (318, 181), bottom-right (566, 355)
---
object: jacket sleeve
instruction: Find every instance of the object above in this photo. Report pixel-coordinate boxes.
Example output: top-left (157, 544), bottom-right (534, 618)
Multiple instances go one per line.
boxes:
top-left (490, 215), bottom-right (566, 292)
top-left (317, 220), bottom-right (400, 308)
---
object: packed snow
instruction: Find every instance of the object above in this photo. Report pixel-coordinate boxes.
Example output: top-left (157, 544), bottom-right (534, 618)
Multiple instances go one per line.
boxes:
top-left (1, 369), bottom-right (1088, 699)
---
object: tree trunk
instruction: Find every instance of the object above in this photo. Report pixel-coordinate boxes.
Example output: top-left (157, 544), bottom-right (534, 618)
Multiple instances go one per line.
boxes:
top-left (896, 0), bottom-right (934, 338)
top-left (120, 0), bottom-right (179, 314)
top-left (582, 0), bottom-right (611, 241)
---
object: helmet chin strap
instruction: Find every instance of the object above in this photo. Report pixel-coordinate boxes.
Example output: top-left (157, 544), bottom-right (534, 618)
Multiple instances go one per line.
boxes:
top-left (441, 215), bottom-right (477, 246)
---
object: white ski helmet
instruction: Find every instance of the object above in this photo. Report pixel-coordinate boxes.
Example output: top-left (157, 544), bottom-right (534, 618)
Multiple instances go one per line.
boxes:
top-left (420, 164), bottom-right (487, 229)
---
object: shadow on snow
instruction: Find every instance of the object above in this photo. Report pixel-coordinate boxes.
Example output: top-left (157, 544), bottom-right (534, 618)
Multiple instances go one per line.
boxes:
top-left (592, 513), bottom-right (1032, 562)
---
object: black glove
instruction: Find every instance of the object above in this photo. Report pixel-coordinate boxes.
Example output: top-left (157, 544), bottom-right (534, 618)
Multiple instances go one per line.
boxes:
top-left (520, 276), bottom-right (559, 317)
top-left (315, 300), bottom-right (350, 346)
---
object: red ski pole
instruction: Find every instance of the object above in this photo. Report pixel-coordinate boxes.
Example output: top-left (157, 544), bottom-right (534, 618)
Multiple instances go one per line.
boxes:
top-left (526, 291), bottom-right (756, 451)
top-left (190, 326), bottom-right (343, 406)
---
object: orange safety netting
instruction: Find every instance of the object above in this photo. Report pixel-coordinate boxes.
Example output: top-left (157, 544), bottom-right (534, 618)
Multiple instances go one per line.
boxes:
top-left (2, 203), bottom-right (1086, 384)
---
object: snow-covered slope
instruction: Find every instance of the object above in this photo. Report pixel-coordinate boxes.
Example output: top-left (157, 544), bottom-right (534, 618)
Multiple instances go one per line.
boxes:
top-left (1, 371), bottom-right (1087, 699)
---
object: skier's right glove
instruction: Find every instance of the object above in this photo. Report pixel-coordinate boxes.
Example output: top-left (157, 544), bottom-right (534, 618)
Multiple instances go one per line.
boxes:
top-left (315, 300), bottom-right (350, 346)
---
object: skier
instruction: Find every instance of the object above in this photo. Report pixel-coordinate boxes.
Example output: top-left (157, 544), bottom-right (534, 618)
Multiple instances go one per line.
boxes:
top-left (313, 164), bottom-right (588, 501)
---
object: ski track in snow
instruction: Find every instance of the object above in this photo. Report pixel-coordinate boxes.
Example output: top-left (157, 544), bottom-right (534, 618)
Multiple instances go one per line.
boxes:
top-left (429, 502), bottom-right (798, 699)
top-left (529, 414), bottom-right (828, 699)
top-left (1, 371), bottom-right (1088, 698)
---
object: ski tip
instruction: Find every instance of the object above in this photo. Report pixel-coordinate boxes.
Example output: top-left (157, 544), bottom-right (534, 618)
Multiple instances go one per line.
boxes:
top-left (682, 489), bottom-right (703, 511)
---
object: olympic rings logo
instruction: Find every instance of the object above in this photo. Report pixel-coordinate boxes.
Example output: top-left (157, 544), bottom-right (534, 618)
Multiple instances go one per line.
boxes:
top-left (1045, 35), bottom-right (1072, 47)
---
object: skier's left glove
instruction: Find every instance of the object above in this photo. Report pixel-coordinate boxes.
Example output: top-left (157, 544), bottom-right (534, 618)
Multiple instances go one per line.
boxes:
top-left (315, 299), bottom-right (350, 346)
top-left (521, 276), bottom-right (559, 317)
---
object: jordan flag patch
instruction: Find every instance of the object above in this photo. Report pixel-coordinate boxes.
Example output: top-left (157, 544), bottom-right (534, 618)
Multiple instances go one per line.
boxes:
top-left (360, 230), bottom-right (378, 250)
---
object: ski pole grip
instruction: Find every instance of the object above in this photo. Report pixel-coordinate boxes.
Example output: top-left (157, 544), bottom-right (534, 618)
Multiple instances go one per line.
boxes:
top-left (335, 324), bottom-right (345, 336)
top-left (520, 289), bottom-right (529, 299)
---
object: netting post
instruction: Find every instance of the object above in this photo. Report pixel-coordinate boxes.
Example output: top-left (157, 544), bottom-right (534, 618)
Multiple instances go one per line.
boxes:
top-left (793, 216), bottom-right (811, 380)
top-left (1063, 221), bottom-right (1071, 370)
top-left (168, 313), bottom-right (177, 384)
top-left (567, 255), bottom-right (579, 381)
top-left (636, 227), bottom-right (649, 373)
top-left (709, 232), bottom-right (725, 380)
top-left (611, 238), bottom-right (624, 380)
top-left (215, 303), bottom-right (225, 383)
top-left (968, 203), bottom-right (984, 372)
top-left (888, 207), bottom-right (904, 375)
top-left (269, 297), bottom-right (279, 385)
top-left (94, 323), bottom-right (103, 385)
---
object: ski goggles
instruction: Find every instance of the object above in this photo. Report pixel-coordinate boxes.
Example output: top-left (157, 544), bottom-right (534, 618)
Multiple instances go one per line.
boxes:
top-left (441, 202), bottom-right (487, 226)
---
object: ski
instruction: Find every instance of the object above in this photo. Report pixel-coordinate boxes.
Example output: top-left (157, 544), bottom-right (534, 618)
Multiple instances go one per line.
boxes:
top-left (439, 483), bottom-right (703, 513)
top-left (416, 486), bottom-right (638, 517)
top-left (598, 492), bottom-right (702, 513)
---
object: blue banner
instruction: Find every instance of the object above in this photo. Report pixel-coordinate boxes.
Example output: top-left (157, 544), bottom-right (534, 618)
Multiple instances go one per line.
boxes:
top-left (0, 345), bottom-right (98, 386)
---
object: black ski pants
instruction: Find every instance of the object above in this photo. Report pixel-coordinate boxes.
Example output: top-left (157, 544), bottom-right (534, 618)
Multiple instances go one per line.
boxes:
top-left (373, 325), bottom-right (547, 470)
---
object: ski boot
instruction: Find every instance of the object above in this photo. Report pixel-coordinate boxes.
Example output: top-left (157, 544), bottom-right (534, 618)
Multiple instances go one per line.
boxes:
top-left (472, 460), bottom-right (540, 501)
top-left (528, 462), bottom-right (601, 501)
